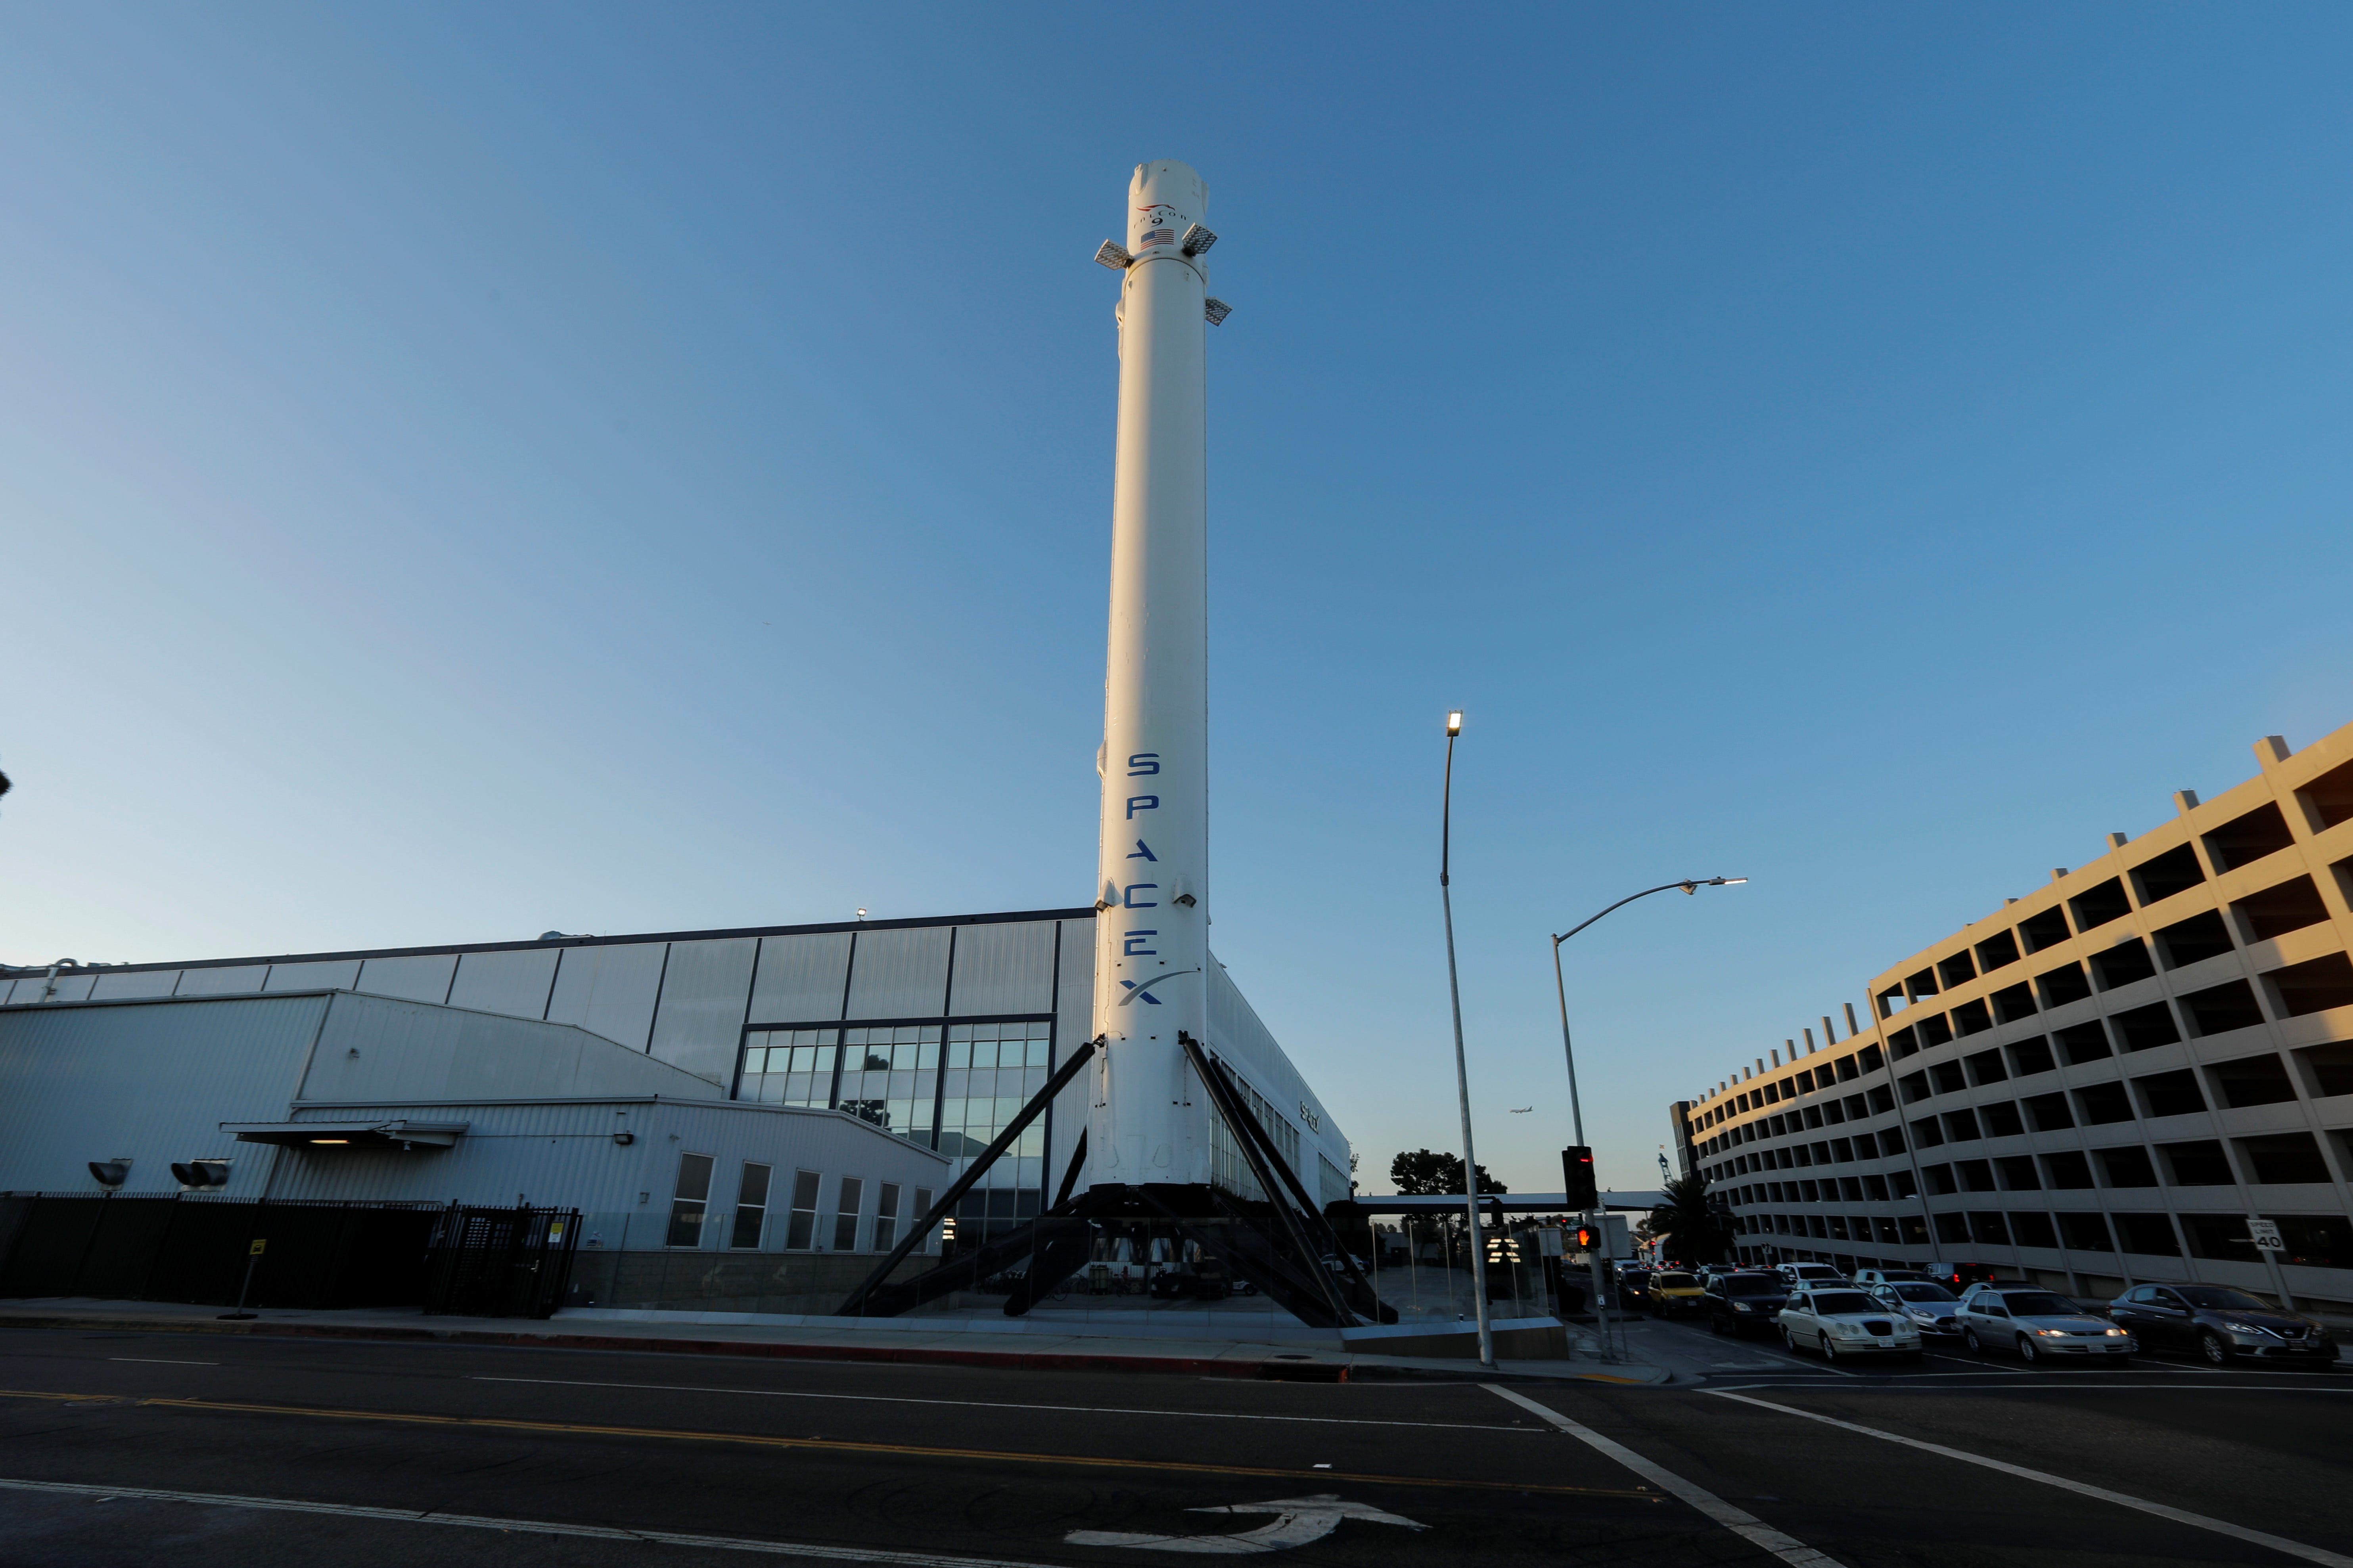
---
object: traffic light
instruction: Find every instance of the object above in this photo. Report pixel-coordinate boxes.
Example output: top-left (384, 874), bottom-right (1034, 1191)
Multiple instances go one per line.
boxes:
top-left (1573, 1225), bottom-right (1597, 1251)
top-left (1561, 1145), bottom-right (1597, 1209)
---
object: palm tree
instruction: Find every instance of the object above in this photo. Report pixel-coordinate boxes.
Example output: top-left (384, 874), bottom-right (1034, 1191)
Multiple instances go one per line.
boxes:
top-left (1647, 1173), bottom-right (1731, 1264)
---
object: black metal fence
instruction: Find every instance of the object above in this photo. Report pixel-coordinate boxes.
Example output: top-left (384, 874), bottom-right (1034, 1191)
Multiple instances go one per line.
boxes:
top-left (0, 1194), bottom-right (577, 1319)
top-left (422, 1206), bottom-right (579, 1319)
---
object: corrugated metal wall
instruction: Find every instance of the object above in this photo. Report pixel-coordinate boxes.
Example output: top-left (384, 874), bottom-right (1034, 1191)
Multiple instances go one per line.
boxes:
top-left (354, 953), bottom-right (456, 1004)
top-left (446, 946), bottom-right (558, 1017)
top-left (844, 927), bottom-right (952, 1017)
top-left (545, 941), bottom-right (666, 1050)
top-left (646, 937), bottom-right (758, 1086)
top-left (271, 1097), bottom-right (949, 1257)
top-left (0, 995), bottom-right (330, 1197)
top-left (299, 993), bottom-right (723, 1103)
top-left (748, 931), bottom-right (852, 1024)
top-left (948, 921), bottom-right (1056, 1015)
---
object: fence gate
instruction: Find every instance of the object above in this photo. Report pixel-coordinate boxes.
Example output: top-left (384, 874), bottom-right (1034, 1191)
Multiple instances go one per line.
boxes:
top-left (423, 1206), bottom-right (580, 1319)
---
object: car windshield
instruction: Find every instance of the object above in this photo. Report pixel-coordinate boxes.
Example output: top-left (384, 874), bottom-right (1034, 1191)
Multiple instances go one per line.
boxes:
top-left (1889, 1283), bottom-right (1957, 1302)
top-left (1722, 1277), bottom-right (1784, 1296)
top-left (1652, 1273), bottom-right (1696, 1288)
top-left (2175, 1287), bottom-right (2273, 1311)
top-left (1997, 1292), bottom-right (2080, 1316)
top-left (1809, 1292), bottom-right (1879, 1315)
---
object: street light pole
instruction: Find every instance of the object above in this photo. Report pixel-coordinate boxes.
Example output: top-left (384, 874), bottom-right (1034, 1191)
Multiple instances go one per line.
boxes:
top-left (1551, 876), bottom-right (1746, 1361)
top-left (1439, 710), bottom-right (1496, 1370)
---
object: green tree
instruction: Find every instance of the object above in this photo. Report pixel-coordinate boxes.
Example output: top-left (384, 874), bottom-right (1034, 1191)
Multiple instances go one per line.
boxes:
top-left (1389, 1148), bottom-right (1506, 1196)
top-left (1646, 1173), bottom-right (1732, 1264)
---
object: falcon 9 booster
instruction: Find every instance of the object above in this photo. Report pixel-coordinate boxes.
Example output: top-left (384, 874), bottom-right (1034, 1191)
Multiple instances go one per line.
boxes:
top-left (1087, 159), bottom-right (1222, 1193)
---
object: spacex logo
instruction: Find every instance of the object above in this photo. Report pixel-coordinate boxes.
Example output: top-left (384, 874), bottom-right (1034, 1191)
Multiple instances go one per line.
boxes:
top-left (1117, 968), bottom-right (1199, 1007)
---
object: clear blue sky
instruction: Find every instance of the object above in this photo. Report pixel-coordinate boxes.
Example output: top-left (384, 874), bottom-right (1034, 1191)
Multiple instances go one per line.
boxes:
top-left (5, 6), bottom-right (2349, 1196)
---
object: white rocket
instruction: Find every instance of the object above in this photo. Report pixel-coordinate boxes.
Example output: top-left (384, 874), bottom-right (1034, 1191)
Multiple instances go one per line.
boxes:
top-left (1087, 160), bottom-right (1227, 1191)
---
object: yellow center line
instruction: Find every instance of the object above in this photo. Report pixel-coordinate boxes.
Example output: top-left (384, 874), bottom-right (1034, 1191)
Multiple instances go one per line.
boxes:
top-left (0, 1388), bottom-right (1655, 1501)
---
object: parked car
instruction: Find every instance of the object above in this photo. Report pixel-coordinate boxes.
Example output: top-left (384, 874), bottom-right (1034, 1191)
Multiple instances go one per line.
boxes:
top-left (1646, 1269), bottom-right (1707, 1317)
top-left (1615, 1267), bottom-right (1656, 1311)
top-left (2108, 1284), bottom-right (2342, 1367)
top-left (1705, 1271), bottom-right (1791, 1337)
top-left (1866, 1279), bottom-right (1965, 1338)
top-left (1954, 1284), bottom-right (2136, 1364)
top-left (1920, 1260), bottom-right (2002, 1294)
top-left (1853, 1268), bottom-right (1936, 1288)
top-left (1774, 1262), bottom-right (1848, 1290)
top-left (1776, 1285), bottom-right (1923, 1363)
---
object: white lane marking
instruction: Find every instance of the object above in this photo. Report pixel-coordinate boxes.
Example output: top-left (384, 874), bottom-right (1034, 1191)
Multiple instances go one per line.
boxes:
top-left (1066, 1494), bottom-right (1425, 1554)
top-left (1481, 1385), bottom-right (1844, 1568)
top-left (1706, 1390), bottom-right (2353, 1567)
top-left (1716, 1382), bottom-right (2353, 1396)
top-left (0, 1475), bottom-right (1061, 1566)
top-left (469, 1375), bottom-right (1530, 1433)
top-left (107, 1358), bottom-right (218, 1366)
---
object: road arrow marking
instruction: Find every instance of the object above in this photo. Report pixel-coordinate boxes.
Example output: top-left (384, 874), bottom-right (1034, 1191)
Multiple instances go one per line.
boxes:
top-left (1065, 1494), bottom-right (1426, 1554)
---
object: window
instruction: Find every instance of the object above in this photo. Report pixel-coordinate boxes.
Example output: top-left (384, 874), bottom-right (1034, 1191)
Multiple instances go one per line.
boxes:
top-left (1964, 1049), bottom-right (2008, 1087)
top-left (1891, 1168), bottom-right (1919, 1198)
top-left (2092, 939), bottom-right (2156, 990)
top-left (2018, 907), bottom-right (2071, 953)
top-left (2205, 1052), bottom-right (2297, 1108)
top-left (730, 1162), bottom-right (772, 1250)
top-left (2022, 1091), bottom-right (2074, 1132)
top-left (1899, 1071), bottom-right (1931, 1104)
top-left (2181, 1214), bottom-right (2259, 1262)
top-left (2271, 1214), bottom-right (2353, 1269)
top-left (2057, 1211), bottom-right (2114, 1251)
top-left (785, 1170), bottom-right (822, 1250)
top-left (2068, 879), bottom-right (2131, 934)
top-left (838, 1025), bottom-right (945, 1141)
top-left (2074, 1082), bottom-right (2134, 1125)
top-left (2235, 1132), bottom-right (2332, 1184)
top-left (667, 1153), bottom-right (715, 1248)
top-left (912, 1187), bottom-right (935, 1252)
top-left (1952, 999), bottom-right (1993, 1036)
top-left (873, 1182), bottom-right (901, 1253)
top-left (1957, 1159), bottom-right (1997, 1193)
top-left (2115, 1213), bottom-right (2182, 1256)
top-left (1937, 952), bottom-right (1977, 988)
top-left (1991, 983), bottom-right (2038, 1024)
top-left (2129, 844), bottom-right (2206, 904)
top-left (1858, 1043), bottom-right (1885, 1073)
top-left (1980, 1101), bottom-right (2025, 1138)
top-left (2055, 1022), bottom-right (2112, 1065)
top-left (834, 1176), bottom-right (865, 1252)
top-left (942, 1021), bottom-right (1054, 1205)
top-left (2132, 1069), bottom-right (2205, 1118)
top-left (2042, 1151), bottom-right (2094, 1189)
top-left (2179, 980), bottom-right (2266, 1037)
top-left (1934, 1212), bottom-right (1971, 1244)
top-left (1910, 1116), bottom-right (1945, 1148)
top-left (2095, 1146), bottom-right (2158, 1187)
top-left (2037, 963), bottom-right (2093, 1009)
top-left (1976, 930), bottom-right (2022, 973)
top-left (2264, 952), bottom-right (2353, 1018)
top-left (2295, 1043), bottom-right (2353, 1099)
top-left (1943, 1109), bottom-right (1981, 1142)
top-left (2110, 1002), bottom-right (2182, 1053)
top-left (2157, 1141), bottom-right (2233, 1185)
top-left (2008, 1036), bottom-right (2056, 1077)
top-left (2008, 1211), bottom-right (2058, 1249)
top-left (1931, 1061), bottom-right (1967, 1095)
top-left (740, 1029), bottom-right (844, 1110)
top-left (1969, 1212), bottom-right (2010, 1246)
top-left (2155, 911), bottom-right (2233, 969)
top-left (2204, 802), bottom-right (2295, 872)
top-left (1925, 1163), bottom-right (1957, 1195)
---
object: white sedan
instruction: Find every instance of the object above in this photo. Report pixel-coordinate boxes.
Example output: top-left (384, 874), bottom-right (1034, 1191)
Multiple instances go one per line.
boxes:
top-left (1778, 1286), bottom-right (1925, 1364)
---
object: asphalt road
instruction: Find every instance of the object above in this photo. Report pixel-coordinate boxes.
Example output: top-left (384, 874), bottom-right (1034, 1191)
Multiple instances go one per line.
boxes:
top-left (0, 1319), bottom-right (2347, 1568)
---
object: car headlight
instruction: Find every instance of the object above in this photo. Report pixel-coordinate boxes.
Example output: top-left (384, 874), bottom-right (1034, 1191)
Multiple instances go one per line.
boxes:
top-left (1832, 1323), bottom-right (1870, 1338)
top-left (2217, 1319), bottom-right (2271, 1337)
top-left (2104, 1328), bottom-right (2128, 1338)
top-left (2034, 1328), bottom-right (2068, 1337)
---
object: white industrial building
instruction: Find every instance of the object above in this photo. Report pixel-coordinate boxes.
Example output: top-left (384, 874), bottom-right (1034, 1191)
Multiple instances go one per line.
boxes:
top-left (0, 907), bottom-right (1353, 1315)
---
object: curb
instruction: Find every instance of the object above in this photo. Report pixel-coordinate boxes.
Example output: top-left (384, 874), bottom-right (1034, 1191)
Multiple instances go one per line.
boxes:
top-left (0, 1310), bottom-right (1628, 1384)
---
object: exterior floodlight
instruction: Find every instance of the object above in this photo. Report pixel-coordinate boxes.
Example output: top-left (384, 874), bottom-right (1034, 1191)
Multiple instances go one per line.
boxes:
top-left (1202, 297), bottom-right (1232, 325)
top-left (309, 1137), bottom-right (349, 1145)
top-left (1180, 223), bottom-right (1217, 256)
top-left (1445, 710), bottom-right (1464, 737)
top-left (171, 1160), bottom-right (230, 1188)
top-left (1093, 239), bottom-right (1132, 270)
top-left (88, 1160), bottom-right (128, 1187)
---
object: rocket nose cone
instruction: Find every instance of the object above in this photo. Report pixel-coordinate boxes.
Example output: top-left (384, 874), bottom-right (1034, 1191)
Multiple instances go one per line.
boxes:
top-left (1128, 161), bottom-right (1207, 257)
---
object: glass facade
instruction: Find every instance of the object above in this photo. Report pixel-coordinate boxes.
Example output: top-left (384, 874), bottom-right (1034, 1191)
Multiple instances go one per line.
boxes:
top-left (735, 1016), bottom-right (1056, 1228)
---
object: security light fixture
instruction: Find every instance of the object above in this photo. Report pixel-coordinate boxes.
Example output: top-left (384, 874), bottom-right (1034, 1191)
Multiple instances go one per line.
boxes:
top-left (1180, 223), bottom-right (1217, 256)
top-left (612, 1131), bottom-right (636, 1145)
top-left (87, 1160), bottom-right (129, 1187)
top-left (171, 1160), bottom-right (230, 1188)
top-left (1093, 239), bottom-right (1132, 270)
top-left (1202, 297), bottom-right (1232, 325)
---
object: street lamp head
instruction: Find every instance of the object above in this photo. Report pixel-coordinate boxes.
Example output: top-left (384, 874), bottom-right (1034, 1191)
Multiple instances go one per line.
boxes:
top-left (1716, 877), bottom-right (1749, 886)
top-left (1445, 710), bottom-right (1463, 737)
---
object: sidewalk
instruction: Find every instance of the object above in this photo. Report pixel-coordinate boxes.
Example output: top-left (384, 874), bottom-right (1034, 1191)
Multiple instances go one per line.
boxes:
top-left (0, 1297), bottom-right (1671, 1386)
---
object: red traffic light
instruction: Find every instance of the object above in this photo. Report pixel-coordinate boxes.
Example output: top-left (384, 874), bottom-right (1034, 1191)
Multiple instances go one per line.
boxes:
top-left (1573, 1225), bottom-right (1597, 1250)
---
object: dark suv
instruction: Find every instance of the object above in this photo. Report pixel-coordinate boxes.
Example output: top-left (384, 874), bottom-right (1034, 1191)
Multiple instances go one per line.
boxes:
top-left (1704, 1270), bottom-right (1791, 1337)
top-left (2109, 1283), bottom-right (2342, 1366)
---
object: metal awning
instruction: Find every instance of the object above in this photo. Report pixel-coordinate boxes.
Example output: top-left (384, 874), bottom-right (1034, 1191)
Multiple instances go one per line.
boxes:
top-left (222, 1119), bottom-right (468, 1149)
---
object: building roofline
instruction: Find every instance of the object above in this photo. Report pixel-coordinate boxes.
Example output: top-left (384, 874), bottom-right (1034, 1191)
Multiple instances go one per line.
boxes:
top-left (2, 907), bottom-right (1100, 979)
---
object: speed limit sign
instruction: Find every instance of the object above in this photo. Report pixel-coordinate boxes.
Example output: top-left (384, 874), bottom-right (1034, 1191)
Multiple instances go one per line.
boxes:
top-left (2246, 1218), bottom-right (2285, 1252)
